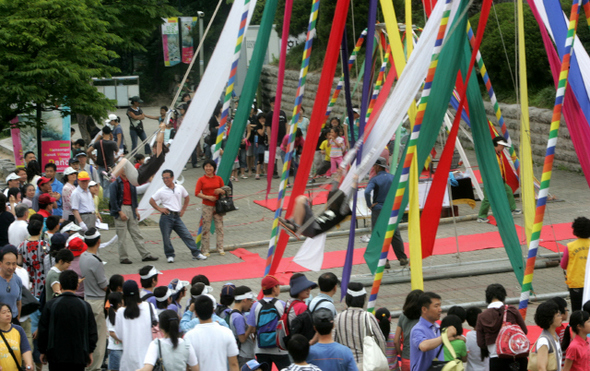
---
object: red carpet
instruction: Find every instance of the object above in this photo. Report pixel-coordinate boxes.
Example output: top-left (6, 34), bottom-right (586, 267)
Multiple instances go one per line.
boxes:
top-left (123, 223), bottom-right (573, 284)
top-left (254, 190), bottom-right (329, 211)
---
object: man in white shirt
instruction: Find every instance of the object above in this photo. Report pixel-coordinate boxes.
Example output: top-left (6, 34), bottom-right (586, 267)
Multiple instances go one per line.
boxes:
top-left (3, 172), bottom-right (21, 196)
top-left (184, 295), bottom-right (239, 371)
top-left (71, 171), bottom-right (95, 232)
top-left (149, 169), bottom-right (207, 263)
top-left (8, 204), bottom-right (29, 247)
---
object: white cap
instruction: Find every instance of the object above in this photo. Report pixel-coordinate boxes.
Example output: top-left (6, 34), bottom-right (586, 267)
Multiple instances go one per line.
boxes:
top-left (89, 181), bottom-right (98, 187)
top-left (497, 140), bottom-right (510, 147)
top-left (139, 266), bottom-right (163, 280)
top-left (104, 119), bottom-right (111, 125)
top-left (63, 167), bottom-right (78, 176)
top-left (108, 114), bottom-right (118, 121)
top-left (5, 173), bottom-right (20, 182)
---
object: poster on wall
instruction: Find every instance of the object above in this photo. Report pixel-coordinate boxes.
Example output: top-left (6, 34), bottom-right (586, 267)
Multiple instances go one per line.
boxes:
top-left (180, 17), bottom-right (198, 64)
top-left (11, 109), bottom-right (71, 172)
top-left (162, 17), bottom-right (181, 67)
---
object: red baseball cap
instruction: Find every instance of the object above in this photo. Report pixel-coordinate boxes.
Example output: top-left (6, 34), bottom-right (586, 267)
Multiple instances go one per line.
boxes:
top-left (38, 193), bottom-right (56, 204)
top-left (67, 237), bottom-right (88, 257)
top-left (37, 177), bottom-right (51, 186)
top-left (261, 275), bottom-right (280, 290)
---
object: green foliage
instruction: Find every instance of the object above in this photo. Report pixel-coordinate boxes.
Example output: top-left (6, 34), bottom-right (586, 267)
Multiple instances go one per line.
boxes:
top-left (0, 0), bottom-right (120, 129)
top-left (470, 3), bottom-right (553, 101)
top-left (0, 0), bottom-right (177, 131)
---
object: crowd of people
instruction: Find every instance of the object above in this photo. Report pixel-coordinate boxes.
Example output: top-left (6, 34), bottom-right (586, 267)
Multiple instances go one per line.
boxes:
top-left (1, 97), bottom-right (589, 371)
top-left (2, 236), bottom-right (590, 371)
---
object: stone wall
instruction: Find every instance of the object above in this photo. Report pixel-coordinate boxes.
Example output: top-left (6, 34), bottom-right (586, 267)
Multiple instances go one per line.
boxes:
top-left (260, 65), bottom-right (581, 172)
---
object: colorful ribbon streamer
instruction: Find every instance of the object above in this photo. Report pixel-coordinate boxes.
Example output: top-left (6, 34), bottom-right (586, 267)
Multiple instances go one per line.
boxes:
top-left (212, 0), bottom-right (252, 164)
top-left (367, 0), bottom-right (455, 313)
top-left (263, 0), bottom-right (351, 278)
top-left (519, 0), bottom-right (582, 318)
top-left (265, 0), bottom-right (320, 274)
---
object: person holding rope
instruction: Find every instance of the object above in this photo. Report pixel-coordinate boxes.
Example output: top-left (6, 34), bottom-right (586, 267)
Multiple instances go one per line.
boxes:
top-left (278, 171), bottom-right (358, 239)
top-left (107, 122), bottom-right (169, 187)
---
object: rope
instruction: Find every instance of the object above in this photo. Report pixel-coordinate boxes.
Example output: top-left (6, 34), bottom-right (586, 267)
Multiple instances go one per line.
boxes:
top-left (123, 0), bottom-right (225, 162)
top-left (492, 2), bottom-right (517, 94)
top-left (367, 0), bottom-right (456, 313)
top-left (265, 0), bottom-right (320, 276)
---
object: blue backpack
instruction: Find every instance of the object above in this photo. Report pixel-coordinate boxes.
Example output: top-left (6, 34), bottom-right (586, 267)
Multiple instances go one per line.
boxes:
top-left (256, 298), bottom-right (280, 348)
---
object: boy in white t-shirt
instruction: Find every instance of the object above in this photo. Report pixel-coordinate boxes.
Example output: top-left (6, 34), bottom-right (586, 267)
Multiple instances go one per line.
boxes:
top-left (184, 295), bottom-right (240, 371)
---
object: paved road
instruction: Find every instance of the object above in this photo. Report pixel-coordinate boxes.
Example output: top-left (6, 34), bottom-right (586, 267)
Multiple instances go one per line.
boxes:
top-left (69, 105), bottom-right (590, 324)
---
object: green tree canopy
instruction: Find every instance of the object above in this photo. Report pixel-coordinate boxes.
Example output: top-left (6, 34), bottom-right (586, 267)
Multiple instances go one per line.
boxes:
top-left (0, 0), bottom-right (176, 130)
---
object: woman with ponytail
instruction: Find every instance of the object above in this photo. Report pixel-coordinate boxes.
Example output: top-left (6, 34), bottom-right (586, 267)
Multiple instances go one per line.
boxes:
top-left (375, 307), bottom-right (400, 371)
top-left (107, 292), bottom-right (123, 371)
top-left (138, 310), bottom-right (199, 371)
top-left (562, 310), bottom-right (590, 371)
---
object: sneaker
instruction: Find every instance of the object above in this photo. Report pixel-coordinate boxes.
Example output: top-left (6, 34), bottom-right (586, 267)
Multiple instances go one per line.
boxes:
top-left (360, 235), bottom-right (371, 243)
top-left (278, 217), bottom-right (301, 240)
top-left (384, 259), bottom-right (391, 270)
top-left (142, 256), bottom-right (159, 262)
top-left (477, 217), bottom-right (489, 223)
top-left (512, 209), bottom-right (522, 215)
top-left (241, 175), bottom-right (248, 179)
top-left (399, 258), bottom-right (409, 266)
top-left (194, 253), bottom-right (208, 260)
top-left (167, 256), bottom-right (174, 263)
top-left (120, 258), bottom-right (133, 264)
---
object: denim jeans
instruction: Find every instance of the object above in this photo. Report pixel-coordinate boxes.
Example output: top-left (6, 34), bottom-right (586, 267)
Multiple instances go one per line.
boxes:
top-left (129, 128), bottom-right (152, 155)
top-left (159, 213), bottom-right (201, 258)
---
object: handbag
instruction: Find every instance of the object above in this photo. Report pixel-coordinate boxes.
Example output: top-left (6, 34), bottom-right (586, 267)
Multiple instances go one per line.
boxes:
top-left (215, 186), bottom-right (236, 214)
top-left (152, 339), bottom-right (166, 371)
top-left (20, 287), bottom-right (40, 316)
top-left (0, 329), bottom-right (27, 371)
top-left (362, 313), bottom-right (389, 371)
top-left (527, 333), bottom-right (558, 371)
top-left (148, 303), bottom-right (164, 340)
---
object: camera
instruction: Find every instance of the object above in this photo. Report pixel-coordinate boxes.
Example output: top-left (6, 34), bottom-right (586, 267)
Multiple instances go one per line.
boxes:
top-left (197, 11), bottom-right (204, 17)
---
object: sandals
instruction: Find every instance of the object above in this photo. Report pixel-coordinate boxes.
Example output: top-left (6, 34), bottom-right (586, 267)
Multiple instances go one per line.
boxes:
top-left (278, 217), bottom-right (301, 240)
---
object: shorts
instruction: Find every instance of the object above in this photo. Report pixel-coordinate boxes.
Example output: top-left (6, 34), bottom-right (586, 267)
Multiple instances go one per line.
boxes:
top-left (257, 153), bottom-right (265, 165)
top-left (108, 349), bottom-right (122, 370)
top-left (246, 145), bottom-right (254, 156)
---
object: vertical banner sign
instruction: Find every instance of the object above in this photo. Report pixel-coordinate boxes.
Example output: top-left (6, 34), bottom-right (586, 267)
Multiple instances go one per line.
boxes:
top-left (10, 118), bottom-right (24, 168)
top-left (162, 18), bottom-right (181, 67)
top-left (13, 109), bottom-right (71, 172)
top-left (40, 109), bottom-right (71, 172)
top-left (180, 17), bottom-right (198, 64)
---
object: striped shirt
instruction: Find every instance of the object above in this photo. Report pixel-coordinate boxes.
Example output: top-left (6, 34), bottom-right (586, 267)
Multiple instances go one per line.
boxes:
top-left (334, 307), bottom-right (387, 365)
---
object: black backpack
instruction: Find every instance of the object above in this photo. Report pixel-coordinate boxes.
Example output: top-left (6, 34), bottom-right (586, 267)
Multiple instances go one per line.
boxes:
top-left (289, 298), bottom-right (331, 341)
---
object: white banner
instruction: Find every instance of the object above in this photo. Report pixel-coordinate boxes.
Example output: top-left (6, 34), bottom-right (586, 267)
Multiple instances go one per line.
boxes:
top-left (138, 0), bottom-right (257, 220)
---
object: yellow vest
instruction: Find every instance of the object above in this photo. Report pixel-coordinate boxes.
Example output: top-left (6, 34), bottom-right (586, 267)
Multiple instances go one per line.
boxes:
top-left (565, 238), bottom-right (590, 288)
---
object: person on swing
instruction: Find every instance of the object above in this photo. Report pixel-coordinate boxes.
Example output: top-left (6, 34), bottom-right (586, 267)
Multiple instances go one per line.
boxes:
top-left (278, 172), bottom-right (358, 239)
top-left (107, 122), bottom-right (169, 186)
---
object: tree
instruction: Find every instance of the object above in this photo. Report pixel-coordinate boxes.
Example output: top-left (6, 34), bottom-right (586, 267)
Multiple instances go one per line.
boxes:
top-left (0, 0), bottom-right (120, 130)
top-left (0, 0), bottom-right (177, 131)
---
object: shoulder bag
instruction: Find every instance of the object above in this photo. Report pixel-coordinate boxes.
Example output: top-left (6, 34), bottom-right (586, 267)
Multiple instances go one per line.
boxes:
top-left (427, 329), bottom-right (464, 371)
top-left (0, 328), bottom-right (27, 371)
top-left (148, 303), bottom-right (164, 340)
top-left (362, 313), bottom-right (389, 371)
top-left (527, 333), bottom-right (558, 371)
top-left (152, 338), bottom-right (166, 371)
